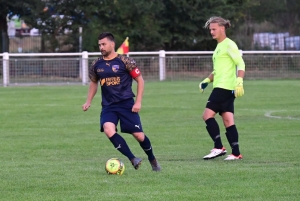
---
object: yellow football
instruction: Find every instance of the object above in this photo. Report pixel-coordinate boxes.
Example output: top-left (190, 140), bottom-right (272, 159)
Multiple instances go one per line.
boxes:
top-left (105, 158), bottom-right (125, 175)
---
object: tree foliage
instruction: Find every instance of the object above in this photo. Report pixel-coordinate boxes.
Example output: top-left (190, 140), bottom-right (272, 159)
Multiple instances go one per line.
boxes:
top-left (0, 0), bottom-right (32, 52)
top-left (0, 0), bottom-right (300, 53)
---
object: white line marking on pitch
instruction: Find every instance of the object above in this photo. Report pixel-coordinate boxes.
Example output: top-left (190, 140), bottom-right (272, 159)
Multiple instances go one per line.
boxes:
top-left (264, 111), bottom-right (300, 120)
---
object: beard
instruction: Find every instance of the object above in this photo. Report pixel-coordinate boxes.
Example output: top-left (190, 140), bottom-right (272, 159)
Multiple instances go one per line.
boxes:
top-left (101, 50), bottom-right (110, 57)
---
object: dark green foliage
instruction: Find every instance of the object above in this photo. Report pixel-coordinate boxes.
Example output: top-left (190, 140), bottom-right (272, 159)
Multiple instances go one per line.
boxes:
top-left (0, 0), bottom-right (32, 52)
top-left (0, 0), bottom-right (300, 52)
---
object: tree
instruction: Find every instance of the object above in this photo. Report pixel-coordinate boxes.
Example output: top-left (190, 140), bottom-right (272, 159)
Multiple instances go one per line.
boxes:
top-left (0, 0), bottom-right (32, 53)
top-left (82, 0), bottom-right (165, 52)
top-left (244, 0), bottom-right (300, 34)
top-left (83, 0), bottom-right (249, 51)
top-left (23, 0), bottom-right (92, 52)
top-left (4, 0), bottom-right (298, 52)
top-left (159, 0), bottom-right (247, 50)
top-left (232, 0), bottom-right (300, 49)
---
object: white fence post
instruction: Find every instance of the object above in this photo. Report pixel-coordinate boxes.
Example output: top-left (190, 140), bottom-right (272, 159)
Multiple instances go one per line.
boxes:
top-left (82, 51), bottom-right (88, 85)
top-left (79, 28), bottom-right (83, 79)
top-left (3, 52), bottom-right (9, 87)
top-left (159, 50), bottom-right (166, 81)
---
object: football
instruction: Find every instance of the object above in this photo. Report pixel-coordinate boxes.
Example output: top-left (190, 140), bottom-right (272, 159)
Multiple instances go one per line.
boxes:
top-left (105, 158), bottom-right (125, 175)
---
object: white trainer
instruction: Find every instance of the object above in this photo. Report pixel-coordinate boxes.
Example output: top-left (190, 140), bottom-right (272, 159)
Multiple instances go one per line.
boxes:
top-left (224, 154), bottom-right (243, 160)
top-left (203, 147), bottom-right (227, 160)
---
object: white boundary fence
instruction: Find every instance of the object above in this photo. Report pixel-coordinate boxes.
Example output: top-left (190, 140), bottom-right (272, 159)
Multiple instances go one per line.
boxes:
top-left (1, 50), bottom-right (300, 87)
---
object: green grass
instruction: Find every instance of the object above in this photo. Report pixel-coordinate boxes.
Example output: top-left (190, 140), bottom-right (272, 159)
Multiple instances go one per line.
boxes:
top-left (0, 80), bottom-right (300, 201)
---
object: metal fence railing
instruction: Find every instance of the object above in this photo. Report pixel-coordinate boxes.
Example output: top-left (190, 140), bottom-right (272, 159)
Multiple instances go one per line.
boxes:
top-left (1, 51), bottom-right (300, 86)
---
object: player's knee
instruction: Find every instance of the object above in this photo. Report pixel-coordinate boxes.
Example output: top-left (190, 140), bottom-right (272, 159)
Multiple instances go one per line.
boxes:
top-left (103, 123), bottom-right (116, 137)
top-left (132, 132), bottom-right (145, 142)
top-left (202, 108), bottom-right (215, 121)
top-left (202, 113), bottom-right (213, 121)
top-left (223, 120), bottom-right (234, 128)
top-left (222, 113), bottom-right (234, 127)
top-left (202, 114), bottom-right (207, 121)
top-left (222, 117), bottom-right (234, 127)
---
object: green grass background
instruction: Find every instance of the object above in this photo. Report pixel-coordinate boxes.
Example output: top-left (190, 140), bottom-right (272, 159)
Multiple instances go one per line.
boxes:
top-left (1, 80), bottom-right (300, 201)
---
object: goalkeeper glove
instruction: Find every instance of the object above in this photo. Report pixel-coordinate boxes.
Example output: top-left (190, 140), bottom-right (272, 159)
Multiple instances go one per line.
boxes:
top-left (199, 78), bottom-right (211, 93)
top-left (235, 77), bottom-right (244, 97)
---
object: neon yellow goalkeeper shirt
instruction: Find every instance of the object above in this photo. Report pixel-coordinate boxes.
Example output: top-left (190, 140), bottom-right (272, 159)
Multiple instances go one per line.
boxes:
top-left (212, 38), bottom-right (245, 90)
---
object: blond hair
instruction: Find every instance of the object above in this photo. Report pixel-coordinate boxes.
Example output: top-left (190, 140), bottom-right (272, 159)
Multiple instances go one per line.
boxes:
top-left (204, 16), bottom-right (231, 29)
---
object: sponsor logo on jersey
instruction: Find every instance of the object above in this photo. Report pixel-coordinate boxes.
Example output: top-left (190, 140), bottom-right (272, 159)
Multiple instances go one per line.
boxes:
top-left (101, 78), bottom-right (106, 86)
top-left (101, 77), bottom-right (121, 86)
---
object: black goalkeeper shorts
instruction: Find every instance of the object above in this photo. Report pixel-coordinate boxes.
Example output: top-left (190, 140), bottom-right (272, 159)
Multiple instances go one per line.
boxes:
top-left (206, 88), bottom-right (235, 115)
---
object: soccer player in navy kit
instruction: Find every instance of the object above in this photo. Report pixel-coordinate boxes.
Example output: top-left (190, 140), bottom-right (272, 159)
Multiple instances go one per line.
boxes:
top-left (82, 32), bottom-right (161, 171)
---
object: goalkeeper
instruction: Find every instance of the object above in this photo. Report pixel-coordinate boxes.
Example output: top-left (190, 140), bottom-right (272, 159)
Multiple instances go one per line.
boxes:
top-left (199, 16), bottom-right (245, 160)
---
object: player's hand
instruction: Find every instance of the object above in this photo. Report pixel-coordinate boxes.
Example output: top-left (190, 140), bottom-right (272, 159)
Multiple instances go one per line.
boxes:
top-left (235, 77), bottom-right (244, 97)
top-left (82, 102), bottom-right (91, 111)
top-left (199, 78), bottom-right (211, 93)
top-left (132, 102), bottom-right (141, 113)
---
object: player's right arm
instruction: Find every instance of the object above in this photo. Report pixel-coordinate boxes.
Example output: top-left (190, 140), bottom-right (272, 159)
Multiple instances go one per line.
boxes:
top-left (208, 72), bottom-right (214, 82)
top-left (82, 81), bottom-right (98, 111)
top-left (82, 59), bottom-right (99, 111)
top-left (199, 72), bottom-right (214, 93)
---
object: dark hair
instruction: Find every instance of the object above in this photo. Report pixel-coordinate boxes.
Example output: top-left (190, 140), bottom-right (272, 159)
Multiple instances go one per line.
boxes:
top-left (98, 32), bottom-right (115, 42)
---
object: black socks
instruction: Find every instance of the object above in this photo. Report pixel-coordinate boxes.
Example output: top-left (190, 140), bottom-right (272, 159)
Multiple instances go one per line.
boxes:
top-left (205, 118), bottom-right (223, 149)
top-left (226, 125), bottom-right (240, 156)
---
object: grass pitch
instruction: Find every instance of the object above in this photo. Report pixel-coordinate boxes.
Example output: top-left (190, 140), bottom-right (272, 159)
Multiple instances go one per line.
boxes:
top-left (0, 80), bottom-right (299, 201)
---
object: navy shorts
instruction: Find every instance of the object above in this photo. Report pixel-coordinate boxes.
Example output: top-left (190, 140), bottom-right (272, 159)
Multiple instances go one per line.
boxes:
top-left (206, 88), bottom-right (235, 115)
top-left (100, 99), bottom-right (143, 134)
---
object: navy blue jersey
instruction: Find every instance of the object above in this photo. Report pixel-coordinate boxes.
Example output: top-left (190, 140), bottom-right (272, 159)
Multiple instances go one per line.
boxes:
top-left (89, 55), bottom-right (140, 106)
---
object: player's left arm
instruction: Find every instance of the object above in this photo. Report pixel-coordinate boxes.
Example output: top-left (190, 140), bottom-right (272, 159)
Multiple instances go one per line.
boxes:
top-left (227, 42), bottom-right (245, 74)
top-left (133, 74), bottom-right (144, 113)
top-left (228, 42), bottom-right (246, 97)
top-left (122, 55), bottom-right (144, 112)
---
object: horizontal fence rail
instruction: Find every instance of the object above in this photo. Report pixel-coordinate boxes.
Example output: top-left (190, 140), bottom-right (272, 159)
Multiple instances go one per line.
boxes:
top-left (1, 51), bottom-right (300, 86)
